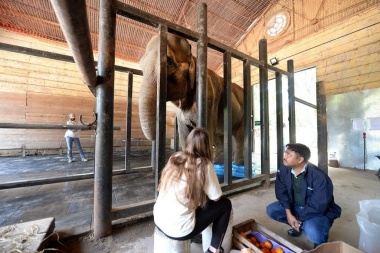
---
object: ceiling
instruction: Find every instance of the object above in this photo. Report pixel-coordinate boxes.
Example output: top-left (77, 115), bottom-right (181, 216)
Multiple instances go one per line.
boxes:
top-left (0, 0), bottom-right (378, 71)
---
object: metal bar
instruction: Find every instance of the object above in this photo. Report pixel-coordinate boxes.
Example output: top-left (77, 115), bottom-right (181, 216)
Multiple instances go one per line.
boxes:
top-left (276, 72), bottom-right (284, 169)
top-left (268, 64), bottom-right (291, 76)
top-left (50, 0), bottom-right (97, 94)
top-left (259, 39), bottom-right (270, 178)
top-left (115, 1), bottom-right (263, 68)
top-left (0, 43), bottom-right (142, 75)
top-left (0, 169), bottom-right (142, 190)
top-left (243, 59), bottom-right (252, 179)
top-left (295, 97), bottom-right (317, 109)
top-left (155, 25), bottom-right (168, 198)
top-left (0, 123), bottom-right (120, 130)
top-left (223, 51), bottom-right (232, 185)
top-left (287, 60), bottom-right (296, 143)
top-left (197, 3), bottom-right (207, 128)
top-left (221, 175), bottom-right (266, 192)
top-left (174, 117), bottom-right (179, 152)
top-left (94, 0), bottom-right (117, 239)
top-left (125, 72), bottom-right (133, 171)
top-left (111, 199), bottom-right (155, 220)
top-left (317, 81), bottom-right (328, 174)
top-left (151, 141), bottom-right (156, 168)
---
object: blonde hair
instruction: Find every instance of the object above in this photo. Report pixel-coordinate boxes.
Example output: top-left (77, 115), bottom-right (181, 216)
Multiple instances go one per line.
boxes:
top-left (158, 128), bottom-right (213, 210)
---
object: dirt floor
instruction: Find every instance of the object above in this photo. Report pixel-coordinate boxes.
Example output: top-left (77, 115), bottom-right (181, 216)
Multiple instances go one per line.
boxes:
top-left (44, 166), bottom-right (380, 253)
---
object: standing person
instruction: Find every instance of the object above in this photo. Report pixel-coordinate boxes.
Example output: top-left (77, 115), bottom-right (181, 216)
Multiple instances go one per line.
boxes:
top-left (64, 113), bottom-right (88, 163)
top-left (266, 143), bottom-right (341, 248)
top-left (154, 128), bottom-right (232, 253)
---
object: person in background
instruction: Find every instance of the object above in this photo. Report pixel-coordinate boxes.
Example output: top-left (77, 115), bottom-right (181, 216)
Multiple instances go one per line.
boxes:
top-left (64, 113), bottom-right (88, 163)
top-left (266, 143), bottom-right (341, 248)
top-left (154, 128), bottom-right (232, 253)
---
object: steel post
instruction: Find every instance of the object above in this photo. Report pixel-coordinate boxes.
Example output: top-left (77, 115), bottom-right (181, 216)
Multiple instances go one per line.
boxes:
top-left (259, 39), bottom-right (270, 177)
top-left (155, 25), bottom-right (168, 197)
top-left (276, 72), bottom-right (284, 168)
top-left (197, 3), bottom-right (208, 128)
top-left (223, 51), bottom-right (232, 184)
top-left (94, 0), bottom-right (116, 239)
top-left (125, 72), bottom-right (133, 171)
top-left (243, 59), bottom-right (253, 178)
top-left (287, 60), bottom-right (296, 143)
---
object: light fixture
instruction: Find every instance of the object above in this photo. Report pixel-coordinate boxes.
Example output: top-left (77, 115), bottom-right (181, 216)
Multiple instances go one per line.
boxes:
top-left (270, 57), bottom-right (279, 66)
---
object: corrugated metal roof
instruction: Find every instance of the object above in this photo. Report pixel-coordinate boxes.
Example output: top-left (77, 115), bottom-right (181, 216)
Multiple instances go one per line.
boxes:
top-left (0, 0), bottom-right (378, 70)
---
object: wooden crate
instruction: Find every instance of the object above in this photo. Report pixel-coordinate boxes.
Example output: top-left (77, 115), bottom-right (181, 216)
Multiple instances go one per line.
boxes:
top-left (233, 219), bottom-right (304, 253)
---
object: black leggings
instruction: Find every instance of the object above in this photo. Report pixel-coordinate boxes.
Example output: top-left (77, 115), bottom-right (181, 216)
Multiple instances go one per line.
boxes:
top-left (161, 196), bottom-right (232, 249)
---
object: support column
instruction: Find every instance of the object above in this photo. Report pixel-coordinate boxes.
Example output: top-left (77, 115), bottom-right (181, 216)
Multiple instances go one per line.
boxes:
top-left (223, 51), bottom-right (232, 184)
top-left (243, 59), bottom-right (252, 178)
top-left (287, 60), bottom-right (295, 143)
top-left (94, 0), bottom-right (116, 239)
top-left (125, 72), bottom-right (133, 171)
top-left (259, 39), bottom-right (269, 179)
top-left (197, 3), bottom-right (207, 128)
top-left (317, 81), bottom-right (328, 174)
top-left (155, 25), bottom-right (168, 197)
top-left (276, 72), bottom-right (284, 169)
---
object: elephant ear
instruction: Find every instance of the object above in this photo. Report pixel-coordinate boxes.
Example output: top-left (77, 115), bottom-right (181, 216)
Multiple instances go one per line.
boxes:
top-left (189, 56), bottom-right (196, 89)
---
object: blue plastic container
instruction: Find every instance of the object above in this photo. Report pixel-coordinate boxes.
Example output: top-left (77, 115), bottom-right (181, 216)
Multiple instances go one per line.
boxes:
top-left (213, 163), bottom-right (255, 178)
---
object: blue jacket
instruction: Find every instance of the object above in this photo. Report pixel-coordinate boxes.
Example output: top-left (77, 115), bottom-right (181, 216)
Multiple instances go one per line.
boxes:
top-left (275, 163), bottom-right (341, 222)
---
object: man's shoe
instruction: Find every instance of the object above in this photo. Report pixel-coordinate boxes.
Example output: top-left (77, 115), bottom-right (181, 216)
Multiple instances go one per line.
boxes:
top-left (68, 159), bottom-right (73, 163)
top-left (81, 158), bottom-right (88, 162)
top-left (287, 228), bottom-right (302, 237)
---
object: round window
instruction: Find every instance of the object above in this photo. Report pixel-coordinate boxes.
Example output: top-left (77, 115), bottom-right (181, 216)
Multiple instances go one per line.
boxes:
top-left (266, 12), bottom-right (289, 37)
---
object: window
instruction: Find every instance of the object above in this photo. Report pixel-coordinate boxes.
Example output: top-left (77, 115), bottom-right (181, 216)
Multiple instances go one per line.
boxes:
top-left (267, 12), bottom-right (289, 37)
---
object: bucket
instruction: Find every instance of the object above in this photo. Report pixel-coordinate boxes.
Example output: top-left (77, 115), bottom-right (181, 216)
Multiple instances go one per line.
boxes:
top-left (356, 199), bottom-right (380, 253)
top-left (154, 227), bottom-right (191, 253)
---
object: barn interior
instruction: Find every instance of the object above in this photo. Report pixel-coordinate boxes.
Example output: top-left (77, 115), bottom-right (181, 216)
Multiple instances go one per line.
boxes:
top-left (1, 0), bottom-right (380, 252)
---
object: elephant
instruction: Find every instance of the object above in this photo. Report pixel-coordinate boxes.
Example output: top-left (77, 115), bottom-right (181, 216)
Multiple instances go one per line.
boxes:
top-left (139, 33), bottom-right (245, 165)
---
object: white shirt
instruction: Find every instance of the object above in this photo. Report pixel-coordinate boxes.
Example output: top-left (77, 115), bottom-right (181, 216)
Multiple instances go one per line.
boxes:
top-left (153, 161), bottom-right (222, 237)
top-left (64, 120), bottom-right (80, 138)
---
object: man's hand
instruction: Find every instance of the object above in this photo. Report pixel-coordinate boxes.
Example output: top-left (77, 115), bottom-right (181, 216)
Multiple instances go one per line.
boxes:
top-left (286, 209), bottom-right (301, 232)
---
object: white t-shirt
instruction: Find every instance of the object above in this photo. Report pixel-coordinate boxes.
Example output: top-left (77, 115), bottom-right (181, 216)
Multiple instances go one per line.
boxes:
top-left (64, 120), bottom-right (80, 138)
top-left (153, 161), bottom-right (222, 237)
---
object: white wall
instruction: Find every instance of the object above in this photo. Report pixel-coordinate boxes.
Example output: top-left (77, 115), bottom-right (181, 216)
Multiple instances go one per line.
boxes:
top-left (327, 88), bottom-right (380, 170)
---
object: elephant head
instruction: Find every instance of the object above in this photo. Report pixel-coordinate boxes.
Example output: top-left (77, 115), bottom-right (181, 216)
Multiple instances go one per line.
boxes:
top-left (139, 34), bottom-right (196, 140)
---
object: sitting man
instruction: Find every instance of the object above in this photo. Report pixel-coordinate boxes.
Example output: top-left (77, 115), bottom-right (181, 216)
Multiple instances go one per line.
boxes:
top-left (266, 143), bottom-right (341, 248)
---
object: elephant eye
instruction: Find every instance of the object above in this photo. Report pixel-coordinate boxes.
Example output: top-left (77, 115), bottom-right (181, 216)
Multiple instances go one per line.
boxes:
top-left (167, 57), bottom-right (174, 65)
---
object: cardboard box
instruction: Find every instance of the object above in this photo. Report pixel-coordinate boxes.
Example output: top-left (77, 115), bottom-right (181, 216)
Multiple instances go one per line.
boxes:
top-left (305, 241), bottom-right (363, 253)
top-left (233, 219), bottom-right (303, 253)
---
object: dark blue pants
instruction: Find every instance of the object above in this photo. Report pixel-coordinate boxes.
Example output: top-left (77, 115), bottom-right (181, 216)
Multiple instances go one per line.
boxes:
top-left (266, 201), bottom-right (333, 247)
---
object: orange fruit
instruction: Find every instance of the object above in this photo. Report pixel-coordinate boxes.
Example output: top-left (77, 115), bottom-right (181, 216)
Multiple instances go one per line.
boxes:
top-left (271, 249), bottom-right (276, 253)
top-left (239, 231), bottom-right (247, 238)
top-left (250, 236), bottom-right (257, 243)
top-left (260, 240), bottom-right (273, 249)
top-left (261, 248), bottom-right (270, 253)
top-left (275, 248), bottom-right (284, 253)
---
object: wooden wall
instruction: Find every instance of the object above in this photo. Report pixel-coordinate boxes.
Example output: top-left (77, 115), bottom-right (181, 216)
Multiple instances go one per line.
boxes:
top-left (0, 29), bottom-right (176, 156)
top-left (228, 3), bottom-right (380, 95)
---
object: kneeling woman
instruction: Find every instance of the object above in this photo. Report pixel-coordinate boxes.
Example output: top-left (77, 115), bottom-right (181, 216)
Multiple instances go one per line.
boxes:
top-left (154, 128), bottom-right (232, 253)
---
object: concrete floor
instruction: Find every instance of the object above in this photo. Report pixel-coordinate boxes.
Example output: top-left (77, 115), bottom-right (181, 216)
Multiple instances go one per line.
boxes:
top-left (1, 152), bottom-right (380, 252)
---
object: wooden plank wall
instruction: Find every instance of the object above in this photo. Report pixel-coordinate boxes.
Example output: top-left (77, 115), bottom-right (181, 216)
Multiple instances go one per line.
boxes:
top-left (228, 4), bottom-right (380, 95)
top-left (0, 29), bottom-right (176, 156)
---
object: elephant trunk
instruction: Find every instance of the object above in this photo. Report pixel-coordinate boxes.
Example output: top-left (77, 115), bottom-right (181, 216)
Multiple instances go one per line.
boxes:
top-left (139, 72), bottom-right (157, 141)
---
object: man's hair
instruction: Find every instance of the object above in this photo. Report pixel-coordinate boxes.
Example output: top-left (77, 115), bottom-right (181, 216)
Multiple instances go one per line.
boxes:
top-left (286, 143), bottom-right (311, 162)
